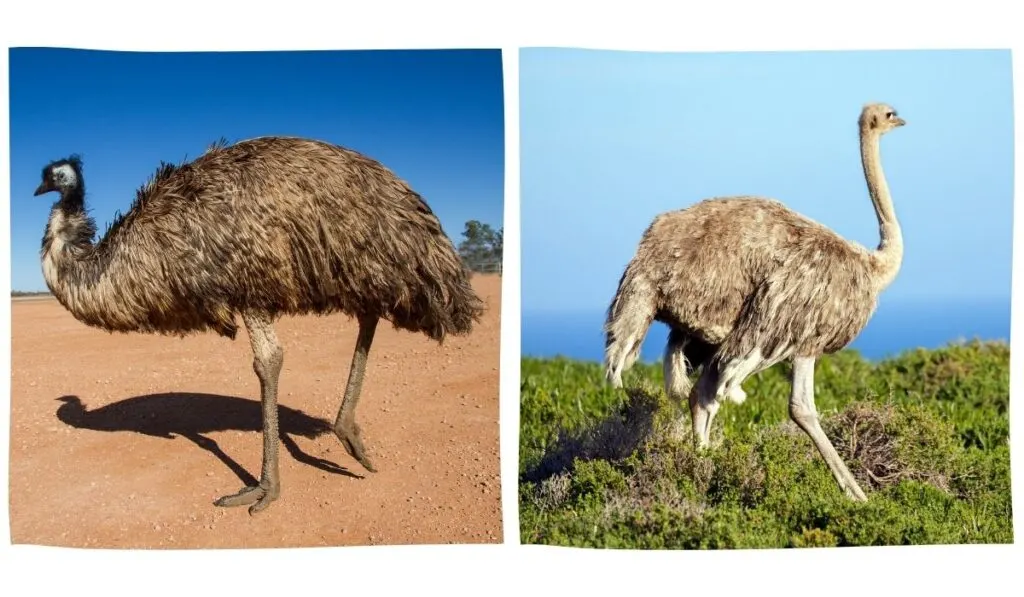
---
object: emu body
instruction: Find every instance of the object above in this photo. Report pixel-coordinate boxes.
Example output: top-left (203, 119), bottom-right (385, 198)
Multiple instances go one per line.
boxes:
top-left (604, 103), bottom-right (906, 501)
top-left (34, 136), bottom-right (485, 514)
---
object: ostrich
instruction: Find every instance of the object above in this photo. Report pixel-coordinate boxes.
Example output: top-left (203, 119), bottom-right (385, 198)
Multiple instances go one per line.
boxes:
top-left (31, 136), bottom-right (486, 514)
top-left (603, 103), bottom-right (906, 501)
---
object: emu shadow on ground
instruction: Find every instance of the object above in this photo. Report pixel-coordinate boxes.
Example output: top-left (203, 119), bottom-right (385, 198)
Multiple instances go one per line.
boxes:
top-left (56, 393), bottom-right (361, 487)
top-left (521, 388), bottom-right (664, 485)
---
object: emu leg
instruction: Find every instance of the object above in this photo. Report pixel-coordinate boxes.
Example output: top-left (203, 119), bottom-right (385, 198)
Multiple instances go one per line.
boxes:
top-left (215, 313), bottom-right (284, 514)
top-left (789, 356), bottom-right (868, 502)
top-left (334, 315), bottom-right (379, 473)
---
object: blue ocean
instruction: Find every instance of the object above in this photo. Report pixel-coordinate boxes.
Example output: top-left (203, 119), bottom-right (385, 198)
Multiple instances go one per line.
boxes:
top-left (522, 299), bottom-right (1012, 364)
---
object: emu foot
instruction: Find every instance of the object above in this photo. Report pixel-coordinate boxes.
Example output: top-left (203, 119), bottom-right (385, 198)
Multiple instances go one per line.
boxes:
top-left (335, 422), bottom-right (376, 473)
top-left (214, 481), bottom-right (280, 515)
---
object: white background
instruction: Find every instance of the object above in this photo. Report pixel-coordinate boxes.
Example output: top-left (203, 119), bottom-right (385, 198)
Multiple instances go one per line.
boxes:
top-left (1, 0), bottom-right (1021, 594)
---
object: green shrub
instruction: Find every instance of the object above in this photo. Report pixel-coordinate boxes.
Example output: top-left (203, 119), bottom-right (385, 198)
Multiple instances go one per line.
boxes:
top-left (519, 341), bottom-right (1013, 548)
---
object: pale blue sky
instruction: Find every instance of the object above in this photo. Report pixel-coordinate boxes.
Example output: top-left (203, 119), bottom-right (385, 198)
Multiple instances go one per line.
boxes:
top-left (520, 48), bottom-right (1014, 314)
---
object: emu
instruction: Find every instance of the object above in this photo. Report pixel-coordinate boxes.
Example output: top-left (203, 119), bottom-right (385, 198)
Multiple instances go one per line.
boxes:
top-left (32, 136), bottom-right (486, 514)
top-left (603, 103), bottom-right (906, 501)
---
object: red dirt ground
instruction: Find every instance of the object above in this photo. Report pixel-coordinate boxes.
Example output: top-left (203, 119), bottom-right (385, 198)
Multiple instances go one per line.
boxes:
top-left (8, 275), bottom-right (502, 549)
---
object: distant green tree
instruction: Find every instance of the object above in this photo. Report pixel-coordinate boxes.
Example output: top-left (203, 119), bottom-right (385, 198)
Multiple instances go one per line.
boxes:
top-left (493, 227), bottom-right (503, 256)
top-left (458, 220), bottom-right (503, 273)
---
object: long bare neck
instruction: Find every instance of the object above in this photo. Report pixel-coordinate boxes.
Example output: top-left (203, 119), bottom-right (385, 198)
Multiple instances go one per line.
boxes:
top-left (860, 126), bottom-right (903, 290)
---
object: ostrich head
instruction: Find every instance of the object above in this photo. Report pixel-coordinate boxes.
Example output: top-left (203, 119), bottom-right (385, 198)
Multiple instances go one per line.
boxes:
top-left (34, 156), bottom-right (83, 197)
top-left (859, 103), bottom-right (906, 134)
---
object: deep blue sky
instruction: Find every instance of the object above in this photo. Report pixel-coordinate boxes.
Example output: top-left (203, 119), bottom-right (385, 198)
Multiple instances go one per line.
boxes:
top-left (520, 48), bottom-right (1014, 315)
top-left (9, 48), bottom-right (504, 291)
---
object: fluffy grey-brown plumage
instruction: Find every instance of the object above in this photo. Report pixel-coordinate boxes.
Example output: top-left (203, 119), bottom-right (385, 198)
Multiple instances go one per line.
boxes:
top-left (603, 103), bottom-right (906, 501)
top-left (34, 136), bottom-right (486, 514)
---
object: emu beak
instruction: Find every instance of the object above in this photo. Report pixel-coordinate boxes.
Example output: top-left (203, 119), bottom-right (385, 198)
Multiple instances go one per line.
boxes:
top-left (33, 182), bottom-right (51, 196)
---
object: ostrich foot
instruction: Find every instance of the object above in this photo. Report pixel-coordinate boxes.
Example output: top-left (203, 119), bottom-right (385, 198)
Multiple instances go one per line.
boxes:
top-left (844, 482), bottom-right (868, 502)
top-left (214, 481), bottom-right (280, 514)
top-left (334, 421), bottom-right (376, 473)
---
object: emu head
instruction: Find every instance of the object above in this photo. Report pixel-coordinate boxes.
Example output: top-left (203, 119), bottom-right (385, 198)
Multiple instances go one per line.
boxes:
top-left (859, 103), bottom-right (906, 134)
top-left (34, 156), bottom-right (83, 197)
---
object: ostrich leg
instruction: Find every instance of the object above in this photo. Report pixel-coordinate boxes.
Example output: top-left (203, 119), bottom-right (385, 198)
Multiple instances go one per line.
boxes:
top-left (689, 364), bottom-right (721, 448)
top-left (334, 315), bottom-right (379, 473)
top-left (789, 356), bottom-right (868, 501)
top-left (690, 349), bottom-right (777, 447)
top-left (215, 312), bottom-right (284, 514)
top-left (663, 331), bottom-right (693, 440)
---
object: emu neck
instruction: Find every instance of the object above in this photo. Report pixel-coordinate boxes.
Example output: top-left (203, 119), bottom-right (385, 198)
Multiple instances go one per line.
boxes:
top-left (860, 127), bottom-right (903, 290)
top-left (57, 184), bottom-right (86, 214)
top-left (42, 190), bottom-right (100, 308)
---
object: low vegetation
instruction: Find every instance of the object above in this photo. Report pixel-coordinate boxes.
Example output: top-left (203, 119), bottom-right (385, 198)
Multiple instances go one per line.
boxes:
top-left (519, 340), bottom-right (1012, 548)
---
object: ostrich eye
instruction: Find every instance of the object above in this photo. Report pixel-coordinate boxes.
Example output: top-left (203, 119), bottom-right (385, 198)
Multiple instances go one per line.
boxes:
top-left (885, 111), bottom-right (895, 119)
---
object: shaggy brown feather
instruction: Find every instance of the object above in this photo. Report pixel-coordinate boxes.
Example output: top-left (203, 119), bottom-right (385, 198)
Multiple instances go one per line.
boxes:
top-left (40, 136), bottom-right (485, 341)
top-left (34, 135), bottom-right (490, 514)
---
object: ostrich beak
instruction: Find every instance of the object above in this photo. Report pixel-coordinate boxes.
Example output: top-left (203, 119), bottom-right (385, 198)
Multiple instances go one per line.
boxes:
top-left (33, 182), bottom-right (52, 196)
top-left (894, 117), bottom-right (906, 127)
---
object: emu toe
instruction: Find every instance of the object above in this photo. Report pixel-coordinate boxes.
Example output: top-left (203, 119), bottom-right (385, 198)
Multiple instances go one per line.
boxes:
top-left (214, 482), bottom-right (280, 515)
top-left (335, 422), bottom-right (376, 473)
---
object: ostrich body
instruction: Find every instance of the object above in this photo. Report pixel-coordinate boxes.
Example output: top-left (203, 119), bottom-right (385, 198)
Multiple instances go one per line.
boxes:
top-left (603, 103), bottom-right (906, 501)
top-left (33, 136), bottom-right (485, 514)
